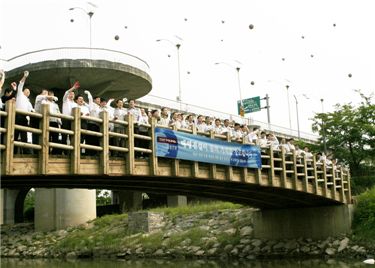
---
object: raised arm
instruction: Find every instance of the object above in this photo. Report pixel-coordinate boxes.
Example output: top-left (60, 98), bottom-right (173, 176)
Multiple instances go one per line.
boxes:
top-left (0, 70), bottom-right (5, 92)
top-left (17, 71), bottom-right (29, 98)
top-left (63, 81), bottom-right (80, 102)
top-left (84, 89), bottom-right (93, 105)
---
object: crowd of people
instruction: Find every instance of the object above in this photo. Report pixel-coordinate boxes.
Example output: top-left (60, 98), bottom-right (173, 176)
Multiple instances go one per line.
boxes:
top-left (0, 70), bottom-right (341, 169)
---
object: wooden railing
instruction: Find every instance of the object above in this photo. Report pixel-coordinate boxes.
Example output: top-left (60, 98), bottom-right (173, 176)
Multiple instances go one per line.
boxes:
top-left (0, 100), bottom-right (351, 204)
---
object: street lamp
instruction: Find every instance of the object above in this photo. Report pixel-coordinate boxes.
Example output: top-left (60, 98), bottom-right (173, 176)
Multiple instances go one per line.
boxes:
top-left (293, 95), bottom-right (300, 138)
top-left (285, 84), bottom-right (292, 132)
top-left (156, 39), bottom-right (182, 111)
top-left (215, 62), bottom-right (244, 116)
top-left (69, 7), bottom-right (94, 56)
top-left (320, 98), bottom-right (327, 154)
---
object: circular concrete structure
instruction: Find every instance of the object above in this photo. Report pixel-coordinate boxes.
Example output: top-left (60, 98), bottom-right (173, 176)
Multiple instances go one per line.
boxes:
top-left (2, 47), bottom-right (152, 100)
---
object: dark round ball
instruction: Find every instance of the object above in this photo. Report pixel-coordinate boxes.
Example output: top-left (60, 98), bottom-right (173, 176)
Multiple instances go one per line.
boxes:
top-left (114, 35), bottom-right (119, 40)
top-left (310, 54), bottom-right (314, 58)
top-left (250, 81), bottom-right (255, 85)
top-left (249, 24), bottom-right (254, 30)
top-left (348, 73), bottom-right (352, 78)
top-left (70, 19), bottom-right (74, 23)
top-left (301, 35), bottom-right (305, 39)
top-left (167, 54), bottom-right (171, 58)
top-left (333, 23), bottom-right (336, 27)
top-left (282, 58), bottom-right (285, 61)
top-left (124, 26), bottom-right (128, 29)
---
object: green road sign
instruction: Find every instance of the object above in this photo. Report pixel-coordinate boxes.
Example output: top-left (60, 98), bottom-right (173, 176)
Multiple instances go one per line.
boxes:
top-left (237, 96), bottom-right (261, 114)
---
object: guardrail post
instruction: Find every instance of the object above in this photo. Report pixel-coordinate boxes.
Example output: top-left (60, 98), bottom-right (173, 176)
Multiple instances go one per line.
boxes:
top-left (125, 114), bottom-right (134, 175)
top-left (71, 107), bottom-right (81, 174)
top-left (291, 151), bottom-right (298, 190)
top-left (225, 132), bottom-right (233, 181)
top-left (346, 168), bottom-right (352, 203)
top-left (240, 136), bottom-right (247, 182)
top-left (100, 110), bottom-right (109, 175)
top-left (191, 124), bottom-right (199, 178)
top-left (322, 162), bottom-right (328, 197)
top-left (331, 165), bottom-right (337, 199)
top-left (312, 155), bottom-right (319, 194)
top-left (302, 154), bottom-right (309, 192)
top-left (150, 118), bottom-right (158, 176)
top-left (280, 147), bottom-right (287, 188)
top-left (339, 166), bottom-right (345, 202)
top-left (172, 125), bottom-right (180, 177)
top-left (39, 104), bottom-right (50, 175)
top-left (267, 146), bottom-right (274, 186)
top-left (4, 100), bottom-right (15, 175)
top-left (210, 130), bottom-right (217, 180)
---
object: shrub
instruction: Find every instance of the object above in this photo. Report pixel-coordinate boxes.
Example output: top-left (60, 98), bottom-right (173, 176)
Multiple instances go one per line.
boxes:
top-left (352, 187), bottom-right (375, 241)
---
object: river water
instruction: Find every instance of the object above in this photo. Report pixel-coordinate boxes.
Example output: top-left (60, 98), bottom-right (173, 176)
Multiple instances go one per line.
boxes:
top-left (1, 258), bottom-right (369, 268)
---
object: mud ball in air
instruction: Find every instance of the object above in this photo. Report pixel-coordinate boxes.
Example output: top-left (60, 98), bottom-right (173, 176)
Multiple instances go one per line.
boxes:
top-left (333, 23), bottom-right (336, 27)
top-left (348, 73), bottom-right (352, 78)
top-left (70, 19), bottom-right (74, 23)
top-left (282, 58), bottom-right (285, 61)
top-left (250, 81), bottom-right (255, 85)
top-left (249, 24), bottom-right (254, 30)
top-left (114, 35), bottom-right (120, 40)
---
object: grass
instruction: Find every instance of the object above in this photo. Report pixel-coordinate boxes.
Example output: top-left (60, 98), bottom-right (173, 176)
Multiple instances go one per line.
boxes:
top-left (352, 186), bottom-right (375, 242)
top-left (53, 201), bottom-right (244, 254)
top-left (149, 201), bottom-right (243, 217)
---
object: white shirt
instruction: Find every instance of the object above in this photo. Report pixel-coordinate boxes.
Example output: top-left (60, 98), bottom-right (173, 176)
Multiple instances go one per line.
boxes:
top-left (43, 99), bottom-right (62, 125)
top-left (213, 125), bottom-right (224, 135)
top-left (77, 103), bottom-right (90, 116)
top-left (246, 131), bottom-right (258, 144)
top-left (138, 114), bottom-right (150, 132)
top-left (15, 82), bottom-right (33, 112)
top-left (128, 107), bottom-right (141, 119)
top-left (62, 90), bottom-right (77, 116)
top-left (196, 122), bottom-right (207, 132)
top-left (158, 116), bottom-right (170, 126)
top-left (114, 108), bottom-right (128, 121)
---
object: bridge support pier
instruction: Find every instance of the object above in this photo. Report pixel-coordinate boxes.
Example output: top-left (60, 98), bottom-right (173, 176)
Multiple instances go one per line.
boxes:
top-left (118, 191), bottom-right (143, 212)
top-left (0, 189), bottom-right (21, 224)
top-left (34, 188), bottom-right (96, 232)
top-left (253, 205), bottom-right (353, 239)
top-left (167, 195), bottom-right (187, 207)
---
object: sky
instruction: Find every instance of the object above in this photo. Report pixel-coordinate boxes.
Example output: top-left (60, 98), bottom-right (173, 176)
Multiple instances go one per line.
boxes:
top-left (1, 0), bottom-right (374, 137)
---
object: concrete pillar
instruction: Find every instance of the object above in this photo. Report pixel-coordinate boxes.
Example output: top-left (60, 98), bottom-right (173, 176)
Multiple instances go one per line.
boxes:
top-left (252, 204), bottom-right (354, 239)
top-left (167, 195), bottom-right (187, 207)
top-left (1, 189), bottom-right (21, 224)
top-left (0, 189), bottom-right (4, 224)
top-left (118, 191), bottom-right (143, 212)
top-left (35, 188), bottom-right (96, 232)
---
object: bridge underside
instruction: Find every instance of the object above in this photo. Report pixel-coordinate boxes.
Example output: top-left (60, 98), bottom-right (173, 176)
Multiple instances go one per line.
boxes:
top-left (2, 174), bottom-right (342, 209)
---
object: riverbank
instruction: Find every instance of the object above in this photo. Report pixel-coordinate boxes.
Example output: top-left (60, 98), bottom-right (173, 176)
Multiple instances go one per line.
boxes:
top-left (1, 202), bottom-right (374, 260)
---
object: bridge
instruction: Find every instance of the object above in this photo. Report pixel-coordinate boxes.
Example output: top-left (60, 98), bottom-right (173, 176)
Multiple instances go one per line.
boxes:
top-left (0, 100), bottom-right (352, 207)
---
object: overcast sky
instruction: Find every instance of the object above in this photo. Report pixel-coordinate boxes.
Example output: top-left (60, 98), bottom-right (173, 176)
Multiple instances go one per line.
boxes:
top-left (1, 0), bottom-right (374, 135)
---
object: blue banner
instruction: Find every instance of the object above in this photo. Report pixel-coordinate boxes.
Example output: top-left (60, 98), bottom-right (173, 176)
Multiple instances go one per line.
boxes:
top-left (155, 127), bottom-right (262, 168)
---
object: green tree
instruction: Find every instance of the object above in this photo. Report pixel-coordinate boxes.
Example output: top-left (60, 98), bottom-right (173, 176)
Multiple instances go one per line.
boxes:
top-left (96, 190), bottom-right (112, 206)
top-left (311, 92), bottom-right (375, 176)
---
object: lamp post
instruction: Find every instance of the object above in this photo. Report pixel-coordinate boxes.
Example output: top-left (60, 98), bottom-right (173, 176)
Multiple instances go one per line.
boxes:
top-left (320, 98), bottom-right (327, 154)
top-left (69, 7), bottom-right (94, 57)
top-left (293, 94), bottom-right (300, 138)
top-left (285, 85), bottom-right (292, 132)
top-left (156, 39), bottom-right (182, 111)
top-left (215, 62), bottom-right (244, 116)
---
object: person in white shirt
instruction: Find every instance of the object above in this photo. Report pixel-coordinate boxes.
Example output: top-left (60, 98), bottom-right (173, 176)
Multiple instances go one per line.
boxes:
top-left (15, 71), bottom-right (33, 154)
top-left (43, 90), bottom-right (62, 155)
top-left (196, 115), bottom-right (208, 133)
top-left (267, 133), bottom-right (280, 150)
top-left (0, 70), bottom-right (4, 110)
top-left (84, 90), bottom-right (101, 156)
top-left (257, 131), bottom-right (268, 147)
top-left (137, 108), bottom-right (151, 158)
top-left (169, 112), bottom-right (182, 129)
top-left (279, 138), bottom-right (290, 152)
top-left (184, 114), bottom-right (195, 130)
top-left (205, 116), bottom-right (214, 132)
top-left (61, 82), bottom-right (79, 149)
top-left (104, 98), bottom-right (115, 132)
top-left (245, 127), bottom-right (259, 144)
top-left (232, 123), bottom-right (243, 141)
top-left (221, 119), bottom-right (233, 138)
top-left (75, 94), bottom-right (90, 150)
top-left (113, 99), bottom-right (128, 155)
top-left (179, 113), bottom-right (188, 129)
top-left (29, 88), bottom-right (49, 146)
top-left (287, 138), bottom-right (296, 152)
top-left (213, 118), bottom-right (224, 134)
top-left (158, 107), bottom-right (170, 126)
top-left (302, 146), bottom-right (313, 160)
top-left (127, 99), bottom-right (141, 120)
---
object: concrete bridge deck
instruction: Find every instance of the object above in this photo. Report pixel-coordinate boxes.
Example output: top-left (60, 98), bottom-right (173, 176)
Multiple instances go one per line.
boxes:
top-left (0, 101), bottom-right (352, 209)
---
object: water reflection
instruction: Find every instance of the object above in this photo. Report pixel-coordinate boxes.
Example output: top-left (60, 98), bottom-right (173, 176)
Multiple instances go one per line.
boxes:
top-left (1, 258), bottom-right (368, 268)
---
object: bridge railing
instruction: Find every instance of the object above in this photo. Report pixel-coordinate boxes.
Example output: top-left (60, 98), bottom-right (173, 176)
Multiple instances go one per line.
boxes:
top-left (0, 100), bottom-right (351, 203)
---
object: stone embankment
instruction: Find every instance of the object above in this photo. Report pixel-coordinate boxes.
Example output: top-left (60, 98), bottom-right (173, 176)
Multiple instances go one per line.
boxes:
top-left (1, 208), bottom-right (374, 260)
